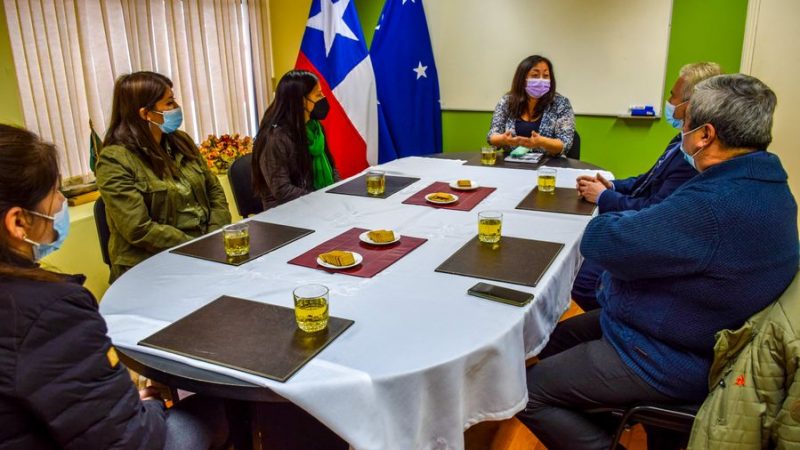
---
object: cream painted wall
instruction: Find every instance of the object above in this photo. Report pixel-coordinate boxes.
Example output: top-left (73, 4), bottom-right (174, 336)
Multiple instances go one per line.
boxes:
top-left (742, 0), bottom-right (800, 221)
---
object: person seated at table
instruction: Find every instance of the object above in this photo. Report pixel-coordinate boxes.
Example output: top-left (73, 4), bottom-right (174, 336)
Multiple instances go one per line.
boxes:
top-left (251, 70), bottom-right (339, 210)
top-left (571, 62), bottom-right (721, 311)
top-left (516, 74), bottom-right (799, 450)
top-left (96, 71), bottom-right (231, 282)
top-left (486, 54), bottom-right (575, 156)
top-left (0, 125), bottom-right (229, 450)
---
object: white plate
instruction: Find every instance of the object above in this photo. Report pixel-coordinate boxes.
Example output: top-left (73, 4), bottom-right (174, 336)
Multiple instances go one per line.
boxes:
top-left (449, 180), bottom-right (480, 191)
top-left (316, 251), bottom-right (363, 270)
top-left (425, 193), bottom-right (459, 204)
top-left (359, 231), bottom-right (402, 245)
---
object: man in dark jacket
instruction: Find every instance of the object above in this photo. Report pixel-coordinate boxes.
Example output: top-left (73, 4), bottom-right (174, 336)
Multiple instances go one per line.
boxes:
top-left (517, 74), bottom-right (799, 450)
top-left (570, 62), bottom-right (721, 311)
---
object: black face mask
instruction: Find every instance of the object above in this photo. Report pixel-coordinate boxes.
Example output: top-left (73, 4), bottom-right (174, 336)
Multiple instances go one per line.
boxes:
top-left (308, 97), bottom-right (330, 121)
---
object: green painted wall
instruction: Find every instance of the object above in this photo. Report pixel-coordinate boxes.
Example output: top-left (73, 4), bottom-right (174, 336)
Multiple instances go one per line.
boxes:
top-left (0, 4), bottom-right (23, 126)
top-left (354, 0), bottom-right (748, 178)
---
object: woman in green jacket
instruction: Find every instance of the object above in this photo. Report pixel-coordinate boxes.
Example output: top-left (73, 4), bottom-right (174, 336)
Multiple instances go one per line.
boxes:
top-left (96, 72), bottom-right (231, 282)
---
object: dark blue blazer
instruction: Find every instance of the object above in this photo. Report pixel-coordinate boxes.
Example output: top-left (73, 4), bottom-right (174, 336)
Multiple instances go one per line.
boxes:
top-left (597, 134), bottom-right (697, 213)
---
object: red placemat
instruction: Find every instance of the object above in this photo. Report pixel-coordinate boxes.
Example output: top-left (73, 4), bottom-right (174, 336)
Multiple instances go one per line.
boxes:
top-left (287, 228), bottom-right (427, 278)
top-left (402, 182), bottom-right (496, 211)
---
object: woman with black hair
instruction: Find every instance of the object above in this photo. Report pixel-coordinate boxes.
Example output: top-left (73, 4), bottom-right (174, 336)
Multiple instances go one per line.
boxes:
top-left (0, 125), bottom-right (228, 449)
top-left (96, 71), bottom-right (230, 282)
top-left (487, 55), bottom-right (576, 156)
top-left (251, 70), bottom-right (338, 210)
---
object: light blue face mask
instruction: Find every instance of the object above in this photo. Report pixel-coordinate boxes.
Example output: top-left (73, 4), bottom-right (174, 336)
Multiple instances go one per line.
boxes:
top-left (664, 99), bottom-right (688, 129)
top-left (151, 107), bottom-right (183, 134)
top-left (679, 124), bottom-right (706, 170)
top-left (23, 198), bottom-right (70, 261)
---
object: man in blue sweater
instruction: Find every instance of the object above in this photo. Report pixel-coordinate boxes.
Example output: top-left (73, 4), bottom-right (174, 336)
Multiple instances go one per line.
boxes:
top-left (517, 74), bottom-right (799, 450)
top-left (570, 62), bottom-right (721, 311)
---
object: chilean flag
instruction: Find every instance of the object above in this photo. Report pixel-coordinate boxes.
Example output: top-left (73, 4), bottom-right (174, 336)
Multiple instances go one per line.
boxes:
top-left (296, 0), bottom-right (378, 178)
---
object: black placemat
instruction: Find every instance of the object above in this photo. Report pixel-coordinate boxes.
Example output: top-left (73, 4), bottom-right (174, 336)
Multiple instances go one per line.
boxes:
top-left (171, 221), bottom-right (314, 266)
top-left (326, 174), bottom-right (420, 198)
top-left (516, 187), bottom-right (597, 216)
top-left (139, 296), bottom-right (354, 382)
top-left (435, 236), bottom-right (564, 287)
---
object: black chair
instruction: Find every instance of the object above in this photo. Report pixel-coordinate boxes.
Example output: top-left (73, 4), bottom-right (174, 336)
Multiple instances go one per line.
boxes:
top-left (227, 153), bottom-right (263, 217)
top-left (93, 197), bottom-right (111, 268)
top-left (566, 129), bottom-right (581, 160)
top-left (590, 402), bottom-right (700, 450)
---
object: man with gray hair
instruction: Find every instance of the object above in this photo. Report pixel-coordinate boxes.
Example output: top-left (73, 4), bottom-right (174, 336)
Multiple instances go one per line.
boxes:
top-left (571, 62), bottom-right (721, 311)
top-left (517, 74), bottom-right (798, 450)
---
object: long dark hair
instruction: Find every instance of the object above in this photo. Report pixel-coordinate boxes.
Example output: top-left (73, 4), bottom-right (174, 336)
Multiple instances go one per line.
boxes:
top-left (0, 125), bottom-right (65, 282)
top-left (507, 55), bottom-right (557, 120)
top-left (251, 70), bottom-right (318, 197)
top-left (103, 71), bottom-right (197, 179)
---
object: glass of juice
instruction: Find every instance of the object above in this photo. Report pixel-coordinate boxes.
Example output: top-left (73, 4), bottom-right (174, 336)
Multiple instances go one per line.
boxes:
top-left (293, 284), bottom-right (329, 333)
top-left (537, 167), bottom-right (557, 193)
top-left (478, 210), bottom-right (503, 244)
top-left (366, 170), bottom-right (386, 196)
top-left (480, 147), bottom-right (497, 166)
top-left (222, 222), bottom-right (250, 257)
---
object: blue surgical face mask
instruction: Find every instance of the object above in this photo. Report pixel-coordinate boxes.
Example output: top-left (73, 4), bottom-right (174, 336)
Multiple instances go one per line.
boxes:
top-left (151, 107), bottom-right (183, 134)
top-left (23, 198), bottom-right (70, 261)
top-left (664, 99), bottom-right (688, 129)
top-left (679, 124), bottom-right (706, 170)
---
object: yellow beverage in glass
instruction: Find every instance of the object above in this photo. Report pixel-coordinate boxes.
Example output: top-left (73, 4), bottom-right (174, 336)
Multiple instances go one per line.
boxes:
top-left (538, 168), bottom-right (557, 193)
top-left (222, 223), bottom-right (250, 257)
top-left (294, 297), bottom-right (329, 333)
top-left (293, 284), bottom-right (330, 333)
top-left (481, 147), bottom-right (497, 166)
top-left (478, 211), bottom-right (503, 243)
top-left (366, 170), bottom-right (386, 196)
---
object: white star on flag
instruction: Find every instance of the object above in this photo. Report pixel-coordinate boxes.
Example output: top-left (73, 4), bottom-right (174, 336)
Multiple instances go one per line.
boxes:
top-left (402, 0), bottom-right (416, 4)
top-left (307, 0), bottom-right (359, 57)
top-left (413, 61), bottom-right (428, 79)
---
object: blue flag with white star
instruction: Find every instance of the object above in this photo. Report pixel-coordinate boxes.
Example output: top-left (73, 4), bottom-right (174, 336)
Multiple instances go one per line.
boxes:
top-left (370, 0), bottom-right (442, 161)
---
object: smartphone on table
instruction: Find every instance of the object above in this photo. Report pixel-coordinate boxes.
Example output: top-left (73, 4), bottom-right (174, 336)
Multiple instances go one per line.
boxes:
top-left (467, 282), bottom-right (534, 307)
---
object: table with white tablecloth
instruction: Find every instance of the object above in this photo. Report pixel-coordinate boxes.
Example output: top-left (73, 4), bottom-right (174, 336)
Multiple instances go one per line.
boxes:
top-left (99, 156), bottom-right (612, 450)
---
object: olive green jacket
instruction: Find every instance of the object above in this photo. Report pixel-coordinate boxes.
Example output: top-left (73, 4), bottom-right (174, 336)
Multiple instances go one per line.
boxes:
top-left (688, 273), bottom-right (800, 449)
top-left (96, 133), bottom-right (231, 281)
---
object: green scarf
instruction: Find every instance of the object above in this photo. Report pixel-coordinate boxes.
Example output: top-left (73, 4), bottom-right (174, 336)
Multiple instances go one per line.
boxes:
top-left (306, 120), bottom-right (335, 190)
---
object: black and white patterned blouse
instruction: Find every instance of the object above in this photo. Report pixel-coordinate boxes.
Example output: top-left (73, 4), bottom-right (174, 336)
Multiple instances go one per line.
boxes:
top-left (486, 93), bottom-right (576, 155)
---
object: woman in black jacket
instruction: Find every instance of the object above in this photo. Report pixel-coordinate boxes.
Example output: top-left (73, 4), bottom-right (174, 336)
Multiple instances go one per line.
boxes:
top-left (0, 125), bottom-right (227, 450)
top-left (251, 70), bottom-right (338, 210)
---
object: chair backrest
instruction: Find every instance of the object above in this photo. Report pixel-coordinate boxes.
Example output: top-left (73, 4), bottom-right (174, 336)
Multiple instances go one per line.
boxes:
top-left (93, 197), bottom-right (111, 267)
top-left (589, 402), bottom-right (700, 450)
top-left (227, 153), bottom-right (264, 217)
top-left (566, 130), bottom-right (581, 160)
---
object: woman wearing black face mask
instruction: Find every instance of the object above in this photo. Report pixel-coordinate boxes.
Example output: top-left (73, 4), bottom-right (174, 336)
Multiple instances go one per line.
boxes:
top-left (252, 70), bottom-right (339, 210)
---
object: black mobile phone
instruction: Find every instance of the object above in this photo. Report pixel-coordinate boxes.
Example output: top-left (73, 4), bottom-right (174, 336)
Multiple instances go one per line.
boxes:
top-left (467, 282), bottom-right (534, 307)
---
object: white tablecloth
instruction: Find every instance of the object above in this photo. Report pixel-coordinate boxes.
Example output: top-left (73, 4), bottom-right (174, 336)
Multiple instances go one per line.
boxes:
top-left (100, 156), bottom-right (611, 450)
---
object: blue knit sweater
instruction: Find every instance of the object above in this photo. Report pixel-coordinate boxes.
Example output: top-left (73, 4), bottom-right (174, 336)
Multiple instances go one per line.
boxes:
top-left (581, 151), bottom-right (799, 402)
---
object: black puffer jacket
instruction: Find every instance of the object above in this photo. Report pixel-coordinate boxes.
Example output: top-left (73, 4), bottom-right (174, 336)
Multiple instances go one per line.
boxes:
top-left (0, 273), bottom-right (166, 449)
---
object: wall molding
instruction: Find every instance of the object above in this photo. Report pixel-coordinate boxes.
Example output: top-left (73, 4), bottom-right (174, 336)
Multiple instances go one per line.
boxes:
top-left (740, 0), bottom-right (762, 74)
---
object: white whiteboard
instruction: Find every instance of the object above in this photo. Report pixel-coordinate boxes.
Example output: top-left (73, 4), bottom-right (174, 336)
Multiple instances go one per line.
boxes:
top-left (423, 0), bottom-right (673, 116)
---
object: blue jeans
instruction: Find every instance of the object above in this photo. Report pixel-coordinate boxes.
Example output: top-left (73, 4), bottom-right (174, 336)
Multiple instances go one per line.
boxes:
top-left (163, 395), bottom-right (228, 450)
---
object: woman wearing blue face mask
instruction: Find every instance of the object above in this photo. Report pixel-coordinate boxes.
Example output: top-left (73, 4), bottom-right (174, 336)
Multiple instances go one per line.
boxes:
top-left (487, 55), bottom-right (576, 156)
top-left (0, 125), bottom-right (229, 449)
top-left (96, 71), bottom-right (231, 282)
